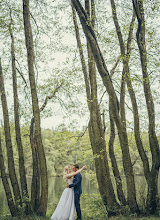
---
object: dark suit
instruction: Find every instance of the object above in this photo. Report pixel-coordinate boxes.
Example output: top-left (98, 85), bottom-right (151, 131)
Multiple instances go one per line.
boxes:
top-left (69, 173), bottom-right (82, 219)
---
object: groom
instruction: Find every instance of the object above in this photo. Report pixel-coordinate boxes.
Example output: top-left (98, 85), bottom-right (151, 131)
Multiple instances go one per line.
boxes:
top-left (67, 164), bottom-right (82, 220)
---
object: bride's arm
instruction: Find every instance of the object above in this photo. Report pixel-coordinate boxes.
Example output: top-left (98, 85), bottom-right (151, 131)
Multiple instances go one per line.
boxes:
top-left (66, 166), bottom-right (87, 178)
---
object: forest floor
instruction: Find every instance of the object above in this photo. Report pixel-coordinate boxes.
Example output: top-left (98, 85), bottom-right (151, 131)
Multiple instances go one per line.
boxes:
top-left (1, 215), bottom-right (160, 220)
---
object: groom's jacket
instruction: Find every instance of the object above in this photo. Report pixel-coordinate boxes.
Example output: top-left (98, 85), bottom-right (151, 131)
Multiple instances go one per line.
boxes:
top-left (69, 173), bottom-right (82, 195)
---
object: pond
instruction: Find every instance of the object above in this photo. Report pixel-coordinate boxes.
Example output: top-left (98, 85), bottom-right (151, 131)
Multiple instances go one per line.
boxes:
top-left (0, 174), bottom-right (159, 217)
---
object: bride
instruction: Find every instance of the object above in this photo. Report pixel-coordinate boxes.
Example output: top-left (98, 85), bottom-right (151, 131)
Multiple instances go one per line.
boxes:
top-left (51, 165), bottom-right (86, 220)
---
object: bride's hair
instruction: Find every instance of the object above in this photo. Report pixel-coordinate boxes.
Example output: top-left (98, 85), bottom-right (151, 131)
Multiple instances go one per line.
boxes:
top-left (63, 165), bottom-right (71, 180)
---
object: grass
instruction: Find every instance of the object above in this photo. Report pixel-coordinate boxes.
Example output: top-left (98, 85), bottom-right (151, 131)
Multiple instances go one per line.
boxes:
top-left (1, 215), bottom-right (50, 220)
top-left (109, 217), bottom-right (160, 220)
top-left (1, 215), bottom-right (160, 220)
top-left (1, 193), bottom-right (159, 220)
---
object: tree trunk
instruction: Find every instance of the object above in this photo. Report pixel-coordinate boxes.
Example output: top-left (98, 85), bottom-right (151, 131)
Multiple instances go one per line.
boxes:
top-left (23, 0), bottom-right (48, 215)
top-left (88, 121), bottom-right (119, 216)
top-left (0, 59), bottom-right (22, 208)
top-left (71, 0), bottom-right (139, 213)
top-left (72, 2), bottom-right (119, 216)
top-left (9, 22), bottom-right (31, 214)
top-left (109, 57), bottom-right (126, 206)
top-left (110, 0), bottom-right (140, 212)
top-left (0, 132), bottom-right (17, 217)
top-left (30, 118), bottom-right (41, 211)
top-left (88, 57), bottom-right (119, 213)
top-left (109, 98), bottom-right (126, 206)
top-left (30, 83), bottom-right (62, 211)
top-left (132, 0), bottom-right (160, 213)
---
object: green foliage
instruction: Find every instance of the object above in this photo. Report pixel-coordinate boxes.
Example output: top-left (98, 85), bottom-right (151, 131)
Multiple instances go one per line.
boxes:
top-left (0, 214), bottom-right (50, 220)
top-left (81, 193), bottom-right (107, 219)
top-left (0, 124), bottom-right (155, 179)
top-left (1, 213), bottom-right (160, 220)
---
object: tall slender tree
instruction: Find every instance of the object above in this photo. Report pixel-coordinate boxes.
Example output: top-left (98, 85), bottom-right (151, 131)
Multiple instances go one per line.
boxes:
top-left (23, 0), bottom-right (48, 215)
top-left (0, 59), bottom-right (22, 208)
top-left (0, 130), bottom-right (17, 217)
top-left (71, 0), bottom-right (160, 215)
top-left (71, 0), bottom-right (139, 213)
top-left (72, 1), bottom-right (119, 216)
top-left (9, 10), bottom-right (30, 212)
top-left (110, 0), bottom-right (158, 214)
top-left (132, 0), bottom-right (160, 213)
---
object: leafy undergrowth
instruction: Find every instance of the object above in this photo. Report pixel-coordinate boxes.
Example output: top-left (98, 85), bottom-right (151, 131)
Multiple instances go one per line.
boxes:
top-left (109, 217), bottom-right (160, 220)
top-left (1, 215), bottom-right (160, 220)
top-left (1, 193), bottom-right (159, 220)
top-left (0, 215), bottom-right (50, 220)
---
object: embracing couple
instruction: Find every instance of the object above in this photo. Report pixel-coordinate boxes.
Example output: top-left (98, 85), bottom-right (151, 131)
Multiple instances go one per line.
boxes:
top-left (51, 164), bottom-right (87, 220)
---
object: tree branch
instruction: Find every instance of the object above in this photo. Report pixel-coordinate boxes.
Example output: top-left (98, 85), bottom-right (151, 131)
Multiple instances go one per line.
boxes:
top-left (39, 82), bottom-right (63, 113)
top-left (110, 55), bottom-right (121, 78)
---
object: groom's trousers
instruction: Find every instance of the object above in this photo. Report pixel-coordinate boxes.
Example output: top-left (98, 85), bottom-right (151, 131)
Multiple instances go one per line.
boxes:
top-left (74, 193), bottom-right (81, 219)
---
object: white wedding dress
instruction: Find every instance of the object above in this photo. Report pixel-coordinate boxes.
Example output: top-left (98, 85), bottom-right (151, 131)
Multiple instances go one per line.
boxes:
top-left (51, 174), bottom-right (75, 220)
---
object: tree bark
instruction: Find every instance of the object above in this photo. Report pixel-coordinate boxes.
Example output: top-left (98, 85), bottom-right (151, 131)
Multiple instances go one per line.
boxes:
top-left (110, 0), bottom-right (142, 212)
top-left (72, 5), bottom-right (91, 109)
top-left (0, 59), bottom-right (22, 208)
top-left (9, 20), bottom-right (30, 213)
top-left (109, 100), bottom-right (126, 206)
top-left (71, 0), bottom-right (139, 213)
top-left (30, 119), bottom-right (41, 212)
top-left (23, 0), bottom-right (48, 215)
top-left (30, 83), bottom-right (63, 211)
top-left (109, 64), bottom-right (126, 206)
top-left (0, 132), bottom-right (17, 217)
top-left (132, 0), bottom-right (160, 213)
top-left (72, 2), bottom-right (119, 215)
